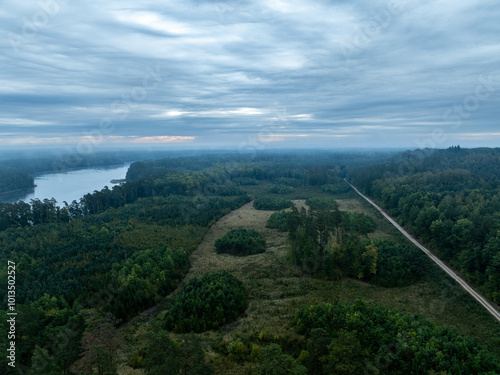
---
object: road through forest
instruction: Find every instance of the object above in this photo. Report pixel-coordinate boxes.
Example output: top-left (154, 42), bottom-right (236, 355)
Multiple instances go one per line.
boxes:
top-left (345, 179), bottom-right (500, 323)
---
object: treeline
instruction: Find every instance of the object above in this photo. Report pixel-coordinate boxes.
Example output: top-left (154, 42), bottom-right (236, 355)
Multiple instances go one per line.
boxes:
top-left (6, 154), bottom-right (123, 175)
top-left (0, 164), bottom-right (251, 373)
top-left (126, 151), bottom-right (395, 186)
top-left (348, 147), bottom-right (500, 302)
top-left (0, 166), bottom-right (34, 194)
top-left (0, 166), bottom-right (251, 230)
top-left (210, 300), bottom-right (499, 374)
top-left (295, 301), bottom-right (500, 374)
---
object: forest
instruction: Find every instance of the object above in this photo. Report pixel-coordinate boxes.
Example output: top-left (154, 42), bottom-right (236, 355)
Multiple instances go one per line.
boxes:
top-left (0, 167), bottom-right (34, 195)
top-left (348, 147), bottom-right (500, 303)
top-left (0, 148), bottom-right (499, 374)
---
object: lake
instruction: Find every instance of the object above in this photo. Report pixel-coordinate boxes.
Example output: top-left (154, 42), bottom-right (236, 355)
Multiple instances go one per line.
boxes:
top-left (1, 164), bottom-right (130, 205)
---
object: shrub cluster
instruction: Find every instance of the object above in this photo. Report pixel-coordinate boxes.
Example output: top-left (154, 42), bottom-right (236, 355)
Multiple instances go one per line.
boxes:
top-left (164, 271), bottom-right (248, 333)
top-left (305, 197), bottom-right (338, 210)
top-left (269, 185), bottom-right (295, 194)
top-left (254, 196), bottom-right (293, 210)
top-left (215, 228), bottom-right (266, 256)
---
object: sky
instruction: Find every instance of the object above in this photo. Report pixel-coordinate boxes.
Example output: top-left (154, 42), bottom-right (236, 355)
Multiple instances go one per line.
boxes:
top-left (1, 0), bottom-right (499, 150)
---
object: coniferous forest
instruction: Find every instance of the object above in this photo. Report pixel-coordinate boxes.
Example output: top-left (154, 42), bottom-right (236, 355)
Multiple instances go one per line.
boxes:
top-left (1, 149), bottom-right (500, 374)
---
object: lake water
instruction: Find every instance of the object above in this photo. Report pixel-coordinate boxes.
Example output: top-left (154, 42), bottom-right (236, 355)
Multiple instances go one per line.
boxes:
top-left (1, 164), bottom-right (130, 205)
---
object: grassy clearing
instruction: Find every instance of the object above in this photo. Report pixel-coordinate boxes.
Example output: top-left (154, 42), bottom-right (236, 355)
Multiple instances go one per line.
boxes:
top-left (116, 195), bottom-right (500, 374)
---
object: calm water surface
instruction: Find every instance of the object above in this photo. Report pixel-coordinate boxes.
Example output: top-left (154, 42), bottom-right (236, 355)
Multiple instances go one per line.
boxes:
top-left (3, 164), bottom-right (130, 205)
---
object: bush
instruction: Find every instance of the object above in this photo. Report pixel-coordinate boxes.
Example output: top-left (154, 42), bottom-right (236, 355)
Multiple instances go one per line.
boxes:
top-left (215, 228), bottom-right (266, 256)
top-left (214, 185), bottom-right (246, 196)
top-left (164, 271), bottom-right (248, 333)
top-left (266, 211), bottom-right (290, 232)
top-left (269, 185), bottom-right (295, 194)
top-left (305, 197), bottom-right (338, 210)
top-left (274, 177), bottom-right (301, 187)
top-left (321, 184), bottom-right (351, 194)
top-left (233, 177), bottom-right (258, 186)
top-left (143, 331), bottom-right (213, 375)
top-left (254, 196), bottom-right (293, 211)
top-left (256, 344), bottom-right (307, 375)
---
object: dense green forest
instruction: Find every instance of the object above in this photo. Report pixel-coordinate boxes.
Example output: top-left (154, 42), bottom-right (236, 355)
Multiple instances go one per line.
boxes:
top-left (0, 167), bottom-right (35, 194)
top-left (348, 147), bottom-right (500, 303)
top-left (0, 149), bottom-right (499, 374)
top-left (295, 301), bottom-right (499, 374)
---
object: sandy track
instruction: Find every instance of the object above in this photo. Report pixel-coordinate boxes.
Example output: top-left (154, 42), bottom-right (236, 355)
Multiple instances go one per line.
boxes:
top-left (346, 179), bottom-right (500, 323)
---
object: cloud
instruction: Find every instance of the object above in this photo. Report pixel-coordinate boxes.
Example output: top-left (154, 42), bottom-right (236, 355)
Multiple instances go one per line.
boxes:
top-left (130, 135), bottom-right (195, 143)
top-left (1, 0), bottom-right (499, 148)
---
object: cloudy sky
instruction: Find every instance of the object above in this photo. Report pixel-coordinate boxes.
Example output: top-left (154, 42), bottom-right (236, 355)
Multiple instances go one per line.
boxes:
top-left (1, 0), bottom-right (499, 150)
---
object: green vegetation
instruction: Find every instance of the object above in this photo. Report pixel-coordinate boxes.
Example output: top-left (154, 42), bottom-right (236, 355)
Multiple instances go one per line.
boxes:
top-left (215, 228), bottom-right (266, 256)
top-left (254, 196), bottom-right (293, 210)
top-left (286, 205), bottom-right (429, 286)
top-left (269, 184), bottom-right (295, 194)
top-left (164, 271), bottom-right (248, 333)
top-left (1, 149), bottom-right (500, 374)
top-left (233, 177), bottom-right (258, 186)
top-left (0, 166), bottom-right (34, 194)
top-left (321, 183), bottom-right (351, 194)
top-left (110, 246), bottom-right (190, 321)
top-left (266, 210), bottom-right (290, 232)
top-left (349, 147), bottom-right (500, 302)
top-left (371, 240), bottom-right (427, 287)
top-left (305, 197), bottom-right (338, 210)
top-left (143, 331), bottom-right (214, 374)
top-left (273, 177), bottom-right (301, 187)
top-left (256, 344), bottom-right (307, 375)
top-left (286, 206), bottom-right (382, 280)
top-left (295, 301), bottom-right (500, 374)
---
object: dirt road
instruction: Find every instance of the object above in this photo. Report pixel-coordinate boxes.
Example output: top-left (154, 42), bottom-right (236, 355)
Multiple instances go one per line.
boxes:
top-left (346, 179), bottom-right (500, 323)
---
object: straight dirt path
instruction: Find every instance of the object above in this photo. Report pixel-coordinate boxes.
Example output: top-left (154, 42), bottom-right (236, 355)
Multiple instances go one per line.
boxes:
top-left (345, 179), bottom-right (500, 323)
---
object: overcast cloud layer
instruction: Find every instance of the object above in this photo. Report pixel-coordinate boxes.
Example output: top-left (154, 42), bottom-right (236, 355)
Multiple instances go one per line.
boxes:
top-left (1, 0), bottom-right (499, 149)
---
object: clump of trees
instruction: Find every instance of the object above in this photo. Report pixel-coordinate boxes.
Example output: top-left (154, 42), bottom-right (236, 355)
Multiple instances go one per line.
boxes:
top-left (215, 228), bottom-right (266, 256)
top-left (0, 166), bottom-right (34, 194)
top-left (305, 197), bottom-right (338, 210)
top-left (370, 240), bottom-right (427, 287)
top-left (285, 206), bottom-right (376, 278)
top-left (321, 183), bottom-right (351, 194)
top-left (142, 331), bottom-right (214, 375)
top-left (164, 271), bottom-right (248, 333)
top-left (232, 177), bottom-right (258, 186)
top-left (254, 196), bottom-right (293, 210)
top-left (266, 210), bottom-right (290, 232)
top-left (348, 148), bottom-right (500, 302)
top-left (295, 301), bottom-right (500, 374)
top-left (269, 185), bottom-right (295, 194)
top-left (256, 344), bottom-right (307, 375)
top-left (214, 185), bottom-right (246, 196)
top-left (273, 177), bottom-right (301, 187)
top-left (110, 246), bottom-right (190, 321)
top-left (282, 205), bottom-right (427, 285)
